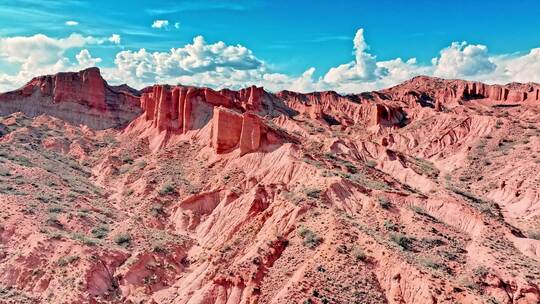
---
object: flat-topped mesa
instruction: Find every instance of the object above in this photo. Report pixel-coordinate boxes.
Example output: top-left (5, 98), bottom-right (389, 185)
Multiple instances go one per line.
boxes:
top-left (0, 67), bottom-right (141, 129)
top-left (211, 107), bottom-right (285, 156)
top-left (382, 76), bottom-right (540, 109)
top-left (140, 84), bottom-right (267, 133)
top-left (53, 67), bottom-right (106, 110)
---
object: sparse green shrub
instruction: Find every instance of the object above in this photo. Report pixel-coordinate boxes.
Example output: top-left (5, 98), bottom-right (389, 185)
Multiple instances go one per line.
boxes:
top-left (366, 160), bottom-right (377, 168)
top-left (120, 155), bottom-right (133, 164)
top-left (135, 160), bottom-right (147, 169)
top-left (377, 197), bottom-right (391, 209)
top-left (153, 242), bottom-right (167, 253)
top-left (10, 155), bottom-right (33, 167)
top-left (473, 265), bottom-right (489, 278)
top-left (114, 233), bottom-right (132, 247)
top-left (281, 190), bottom-right (304, 205)
top-left (383, 220), bottom-right (397, 231)
top-left (410, 205), bottom-right (430, 216)
top-left (158, 182), bottom-right (176, 195)
top-left (487, 297), bottom-right (502, 304)
top-left (421, 237), bottom-right (444, 248)
top-left (528, 230), bottom-right (540, 240)
top-left (46, 215), bottom-right (62, 227)
top-left (150, 204), bottom-right (165, 217)
top-left (345, 163), bottom-right (358, 174)
top-left (304, 188), bottom-right (321, 199)
top-left (324, 152), bottom-right (337, 160)
top-left (118, 165), bottom-right (131, 174)
top-left (57, 255), bottom-right (79, 266)
top-left (0, 168), bottom-right (10, 176)
top-left (352, 246), bottom-right (367, 261)
top-left (440, 251), bottom-right (458, 261)
top-left (91, 225), bottom-right (109, 239)
top-left (390, 233), bottom-right (413, 251)
top-left (448, 187), bottom-right (486, 204)
top-left (298, 226), bottom-right (322, 248)
top-left (411, 157), bottom-right (440, 178)
top-left (71, 232), bottom-right (96, 246)
top-left (47, 206), bottom-right (63, 213)
top-left (419, 256), bottom-right (441, 269)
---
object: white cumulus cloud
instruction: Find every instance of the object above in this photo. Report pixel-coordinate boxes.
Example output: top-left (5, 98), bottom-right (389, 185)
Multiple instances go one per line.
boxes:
top-left (2, 29), bottom-right (540, 94)
top-left (0, 34), bottom-right (98, 67)
top-left (76, 49), bottom-right (102, 67)
top-left (65, 20), bottom-right (79, 26)
top-left (102, 30), bottom-right (540, 93)
top-left (0, 33), bottom-right (117, 92)
top-left (323, 28), bottom-right (387, 84)
top-left (108, 35), bottom-right (264, 87)
top-left (493, 48), bottom-right (540, 84)
top-left (433, 42), bottom-right (496, 78)
top-left (108, 34), bottom-right (121, 45)
top-left (151, 20), bottom-right (169, 29)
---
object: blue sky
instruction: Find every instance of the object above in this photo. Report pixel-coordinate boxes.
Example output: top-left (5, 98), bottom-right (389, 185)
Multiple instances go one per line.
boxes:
top-left (0, 0), bottom-right (539, 92)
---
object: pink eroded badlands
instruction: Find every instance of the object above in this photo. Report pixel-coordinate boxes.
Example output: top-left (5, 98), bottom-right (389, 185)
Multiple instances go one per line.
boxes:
top-left (0, 68), bottom-right (539, 303)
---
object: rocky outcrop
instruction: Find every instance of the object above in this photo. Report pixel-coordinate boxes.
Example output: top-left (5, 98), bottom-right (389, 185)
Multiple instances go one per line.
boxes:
top-left (51, 67), bottom-right (106, 110)
top-left (138, 85), bottom-right (286, 155)
top-left (382, 76), bottom-right (540, 108)
top-left (212, 107), bottom-right (244, 154)
top-left (276, 90), bottom-right (407, 127)
top-left (141, 85), bottom-right (230, 132)
top-left (239, 112), bottom-right (262, 155)
top-left (220, 85), bottom-right (264, 112)
top-left (0, 67), bottom-right (141, 129)
top-left (370, 104), bottom-right (406, 126)
top-left (139, 85), bottom-right (268, 133)
top-left (211, 107), bottom-right (281, 155)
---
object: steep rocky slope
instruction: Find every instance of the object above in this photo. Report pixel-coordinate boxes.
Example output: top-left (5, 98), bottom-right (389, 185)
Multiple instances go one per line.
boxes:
top-left (0, 68), bottom-right (141, 129)
top-left (0, 70), bottom-right (539, 304)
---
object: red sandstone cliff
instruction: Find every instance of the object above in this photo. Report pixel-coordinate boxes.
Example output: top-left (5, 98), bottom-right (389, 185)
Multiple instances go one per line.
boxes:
top-left (136, 84), bottom-right (289, 155)
top-left (0, 67), bottom-right (141, 129)
top-left (381, 76), bottom-right (540, 110)
top-left (275, 90), bottom-right (406, 127)
top-left (1, 70), bottom-right (540, 304)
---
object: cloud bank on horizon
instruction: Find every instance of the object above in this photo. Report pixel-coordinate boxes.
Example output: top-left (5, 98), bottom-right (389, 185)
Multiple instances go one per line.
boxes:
top-left (0, 28), bottom-right (539, 93)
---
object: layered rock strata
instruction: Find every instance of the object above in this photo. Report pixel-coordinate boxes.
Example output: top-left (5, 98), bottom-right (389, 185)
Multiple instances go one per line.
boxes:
top-left (0, 67), bottom-right (141, 129)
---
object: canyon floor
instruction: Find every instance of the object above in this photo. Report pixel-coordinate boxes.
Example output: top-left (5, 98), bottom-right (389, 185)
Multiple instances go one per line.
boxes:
top-left (0, 69), bottom-right (539, 304)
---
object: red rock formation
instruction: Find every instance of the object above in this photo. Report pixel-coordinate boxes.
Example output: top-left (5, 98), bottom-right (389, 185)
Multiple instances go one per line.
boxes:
top-left (140, 85), bottom-right (240, 132)
top-left (370, 104), bottom-right (406, 126)
top-left (219, 85), bottom-right (264, 112)
top-left (0, 67), bottom-right (141, 129)
top-left (239, 112), bottom-right (262, 155)
top-left (276, 90), bottom-right (405, 127)
top-left (382, 76), bottom-right (540, 108)
top-left (139, 84), bottom-right (271, 142)
top-left (139, 85), bottom-right (280, 155)
top-left (52, 67), bottom-right (106, 110)
top-left (3, 70), bottom-right (540, 304)
top-left (212, 107), bottom-right (243, 154)
top-left (211, 107), bottom-right (273, 155)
